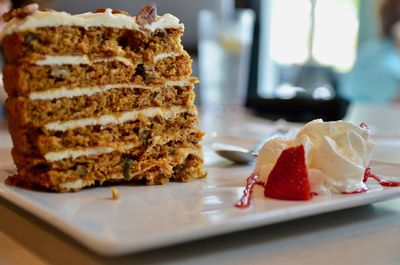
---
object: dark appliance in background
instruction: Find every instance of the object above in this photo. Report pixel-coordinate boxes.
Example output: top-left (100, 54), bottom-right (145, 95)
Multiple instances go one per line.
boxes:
top-left (240, 0), bottom-right (350, 122)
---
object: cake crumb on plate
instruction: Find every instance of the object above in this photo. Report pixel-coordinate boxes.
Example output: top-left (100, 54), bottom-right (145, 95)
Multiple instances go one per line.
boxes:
top-left (111, 187), bottom-right (120, 200)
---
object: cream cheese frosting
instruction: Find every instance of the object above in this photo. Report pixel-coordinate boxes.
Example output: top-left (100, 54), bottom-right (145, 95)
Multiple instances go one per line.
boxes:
top-left (29, 83), bottom-right (147, 100)
top-left (255, 119), bottom-right (375, 194)
top-left (33, 52), bottom-right (182, 66)
top-left (59, 179), bottom-right (88, 190)
top-left (34, 55), bottom-right (91, 65)
top-left (28, 78), bottom-right (194, 101)
top-left (153, 52), bottom-right (182, 63)
top-left (44, 106), bottom-right (197, 131)
top-left (32, 55), bottom-right (134, 66)
top-left (44, 143), bottom-right (137, 161)
top-left (0, 8), bottom-right (183, 39)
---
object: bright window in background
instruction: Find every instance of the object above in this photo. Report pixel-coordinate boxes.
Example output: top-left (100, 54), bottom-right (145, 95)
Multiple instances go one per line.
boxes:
top-left (258, 0), bottom-right (360, 98)
top-left (269, 0), bottom-right (360, 72)
top-left (269, 0), bottom-right (311, 65)
top-left (313, 0), bottom-right (360, 71)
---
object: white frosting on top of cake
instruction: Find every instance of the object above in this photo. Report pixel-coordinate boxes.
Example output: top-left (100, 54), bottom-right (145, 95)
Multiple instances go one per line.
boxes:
top-left (0, 8), bottom-right (183, 39)
top-left (44, 106), bottom-right (196, 131)
top-left (142, 13), bottom-right (182, 31)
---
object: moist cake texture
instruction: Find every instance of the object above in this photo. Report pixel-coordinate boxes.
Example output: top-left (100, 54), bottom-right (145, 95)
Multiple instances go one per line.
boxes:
top-left (2, 5), bottom-right (205, 191)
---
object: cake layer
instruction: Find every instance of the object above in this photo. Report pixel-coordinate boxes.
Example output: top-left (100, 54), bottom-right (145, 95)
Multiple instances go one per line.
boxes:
top-left (3, 54), bottom-right (192, 96)
top-left (8, 154), bottom-right (204, 192)
top-left (9, 143), bottom-right (205, 191)
top-left (6, 85), bottom-right (195, 127)
top-left (2, 25), bottom-right (183, 63)
top-left (11, 113), bottom-right (203, 156)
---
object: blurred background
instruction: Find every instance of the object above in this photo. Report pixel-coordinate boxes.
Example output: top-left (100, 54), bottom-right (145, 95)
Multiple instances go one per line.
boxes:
top-left (0, 0), bottom-right (398, 122)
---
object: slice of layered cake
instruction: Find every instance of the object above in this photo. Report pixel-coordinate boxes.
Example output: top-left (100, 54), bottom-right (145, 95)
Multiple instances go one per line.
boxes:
top-left (1, 4), bottom-right (205, 191)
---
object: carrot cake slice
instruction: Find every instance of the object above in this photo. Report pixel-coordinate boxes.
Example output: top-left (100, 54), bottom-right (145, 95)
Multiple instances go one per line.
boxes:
top-left (1, 4), bottom-right (205, 191)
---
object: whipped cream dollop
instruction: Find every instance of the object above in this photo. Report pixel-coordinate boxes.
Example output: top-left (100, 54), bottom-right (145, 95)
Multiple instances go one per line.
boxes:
top-left (255, 119), bottom-right (375, 195)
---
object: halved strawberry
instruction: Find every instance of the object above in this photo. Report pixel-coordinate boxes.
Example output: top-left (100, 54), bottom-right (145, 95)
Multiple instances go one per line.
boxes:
top-left (264, 145), bottom-right (312, 200)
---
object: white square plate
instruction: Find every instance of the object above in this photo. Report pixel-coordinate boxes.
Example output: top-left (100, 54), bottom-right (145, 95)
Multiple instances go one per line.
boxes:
top-left (1, 148), bottom-right (400, 256)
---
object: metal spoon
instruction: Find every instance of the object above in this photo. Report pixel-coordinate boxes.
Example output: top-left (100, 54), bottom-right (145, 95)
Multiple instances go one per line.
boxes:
top-left (215, 148), bottom-right (258, 164)
top-left (215, 129), bottom-right (289, 164)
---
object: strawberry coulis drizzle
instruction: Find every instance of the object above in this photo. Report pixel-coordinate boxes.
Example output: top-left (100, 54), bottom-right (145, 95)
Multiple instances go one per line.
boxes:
top-left (363, 167), bottom-right (400, 187)
top-left (235, 172), bottom-right (264, 208)
top-left (337, 167), bottom-right (400, 194)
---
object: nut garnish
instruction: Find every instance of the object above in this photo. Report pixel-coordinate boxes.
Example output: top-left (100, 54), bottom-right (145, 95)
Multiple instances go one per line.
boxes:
top-left (136, 4), bottom-right (157, 26)
top-left (95, 8), bottom-right (129, 16)
top-left (111, 187), bottom-right (120, 200)
top-left (2, 3), bottom-right (39, 22)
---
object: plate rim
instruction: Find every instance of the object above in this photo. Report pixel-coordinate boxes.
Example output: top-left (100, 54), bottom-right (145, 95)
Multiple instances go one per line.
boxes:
top-left (1, 158), bottom-right (400, 256)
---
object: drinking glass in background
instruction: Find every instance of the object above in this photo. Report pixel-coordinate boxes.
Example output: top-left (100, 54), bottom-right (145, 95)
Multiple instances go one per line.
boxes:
top-left (198, 9), bottom-right (255, 111)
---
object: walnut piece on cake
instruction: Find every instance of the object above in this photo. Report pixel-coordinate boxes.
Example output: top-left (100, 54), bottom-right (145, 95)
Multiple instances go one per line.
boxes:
top-left (136, 5), bottom-right (157, 26)
top-left (2, 3), bottom-right (39, 21)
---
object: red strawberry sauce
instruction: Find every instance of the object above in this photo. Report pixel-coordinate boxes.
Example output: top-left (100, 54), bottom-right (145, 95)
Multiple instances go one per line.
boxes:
top-left (363, 167), bottom-right (400, 187)
top-left (235, 172), bottom-right (264, 208)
